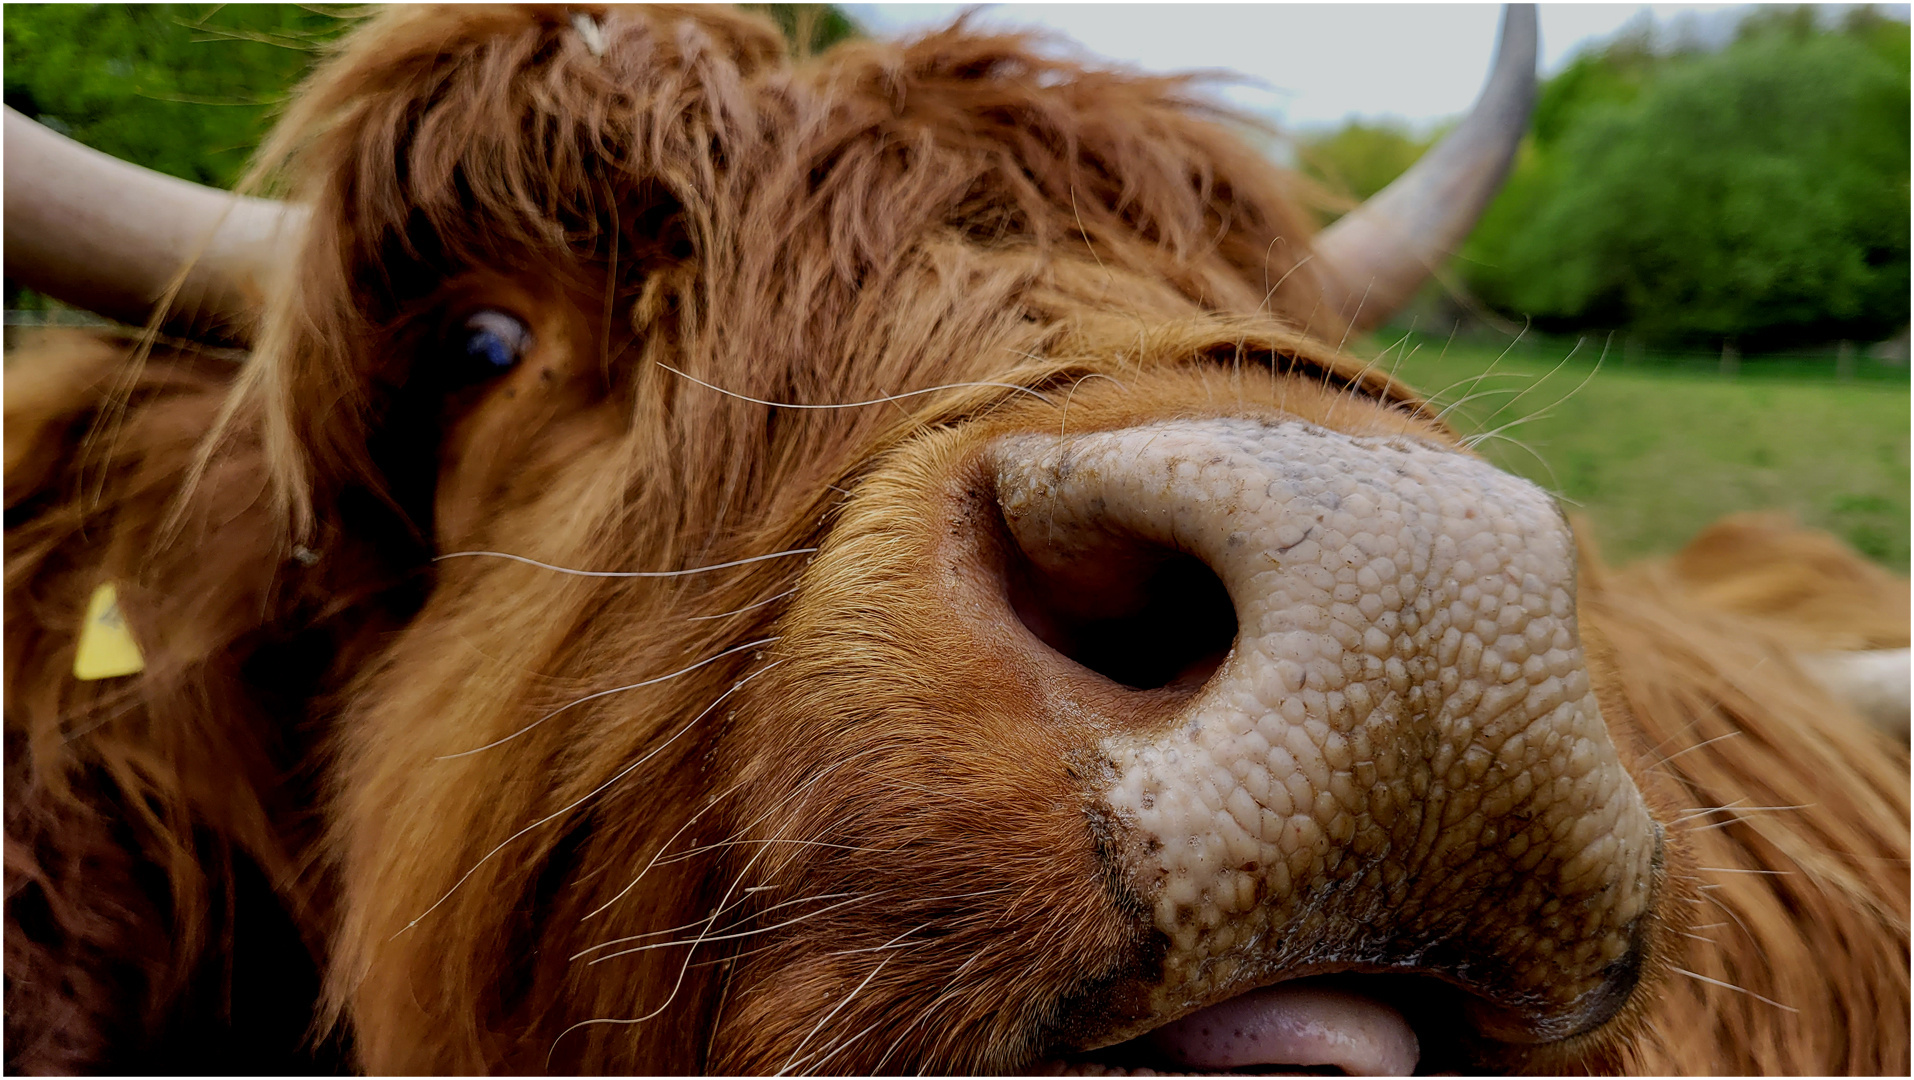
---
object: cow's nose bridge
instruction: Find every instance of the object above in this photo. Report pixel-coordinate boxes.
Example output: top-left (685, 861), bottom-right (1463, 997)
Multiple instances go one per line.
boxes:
top-left (981, 416), bottom-right (1659, 1039)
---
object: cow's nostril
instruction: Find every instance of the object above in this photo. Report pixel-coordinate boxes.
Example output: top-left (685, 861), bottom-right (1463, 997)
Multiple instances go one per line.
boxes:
top-left (996, 507), bottom-right (1238, 693)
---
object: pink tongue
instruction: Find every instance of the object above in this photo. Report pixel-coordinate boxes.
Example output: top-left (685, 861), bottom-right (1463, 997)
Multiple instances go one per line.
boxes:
top-left (1147, 982), bottom-right (1420, 1075)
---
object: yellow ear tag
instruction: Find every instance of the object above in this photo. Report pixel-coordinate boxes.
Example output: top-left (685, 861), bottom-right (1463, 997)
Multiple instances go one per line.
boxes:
top-left (74, 583), bottom-right (146, 680)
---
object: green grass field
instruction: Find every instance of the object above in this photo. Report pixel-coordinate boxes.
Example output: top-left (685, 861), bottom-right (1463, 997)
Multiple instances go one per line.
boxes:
top-left (1360, 333), bottom-right (1910, 571)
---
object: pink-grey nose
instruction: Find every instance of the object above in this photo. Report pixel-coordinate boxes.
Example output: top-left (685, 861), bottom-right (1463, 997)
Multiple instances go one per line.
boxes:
top-left (981, 416), bottom-right (1661, 1053)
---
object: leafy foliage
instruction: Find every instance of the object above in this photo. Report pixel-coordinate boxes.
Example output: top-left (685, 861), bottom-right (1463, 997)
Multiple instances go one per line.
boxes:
top-left (2, 3), bottom-right (858, 309)
top-left (742, 4), bottom-right (858, 56)
top-left (3, 4), bottom-right (860, 190)
top-left (3, 4), bottom-right (353, 188)
top-left (1294, 121), bottom-right (1435, 217)
top-left (1460, 8), bottom-right (1910, 346)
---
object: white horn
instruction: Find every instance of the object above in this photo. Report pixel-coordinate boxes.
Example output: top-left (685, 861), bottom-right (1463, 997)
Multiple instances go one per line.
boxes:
top-left (3, 107), bottom-right (302, 343)
top-left (1313, 3), bottom-right (1538, 333)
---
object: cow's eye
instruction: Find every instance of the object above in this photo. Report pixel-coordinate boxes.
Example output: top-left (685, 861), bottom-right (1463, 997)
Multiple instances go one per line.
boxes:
top-left (452, 310), bottom-right (532, 383)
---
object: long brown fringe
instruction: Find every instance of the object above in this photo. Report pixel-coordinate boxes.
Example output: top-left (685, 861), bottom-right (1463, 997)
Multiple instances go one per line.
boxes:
top-left (6, 6), bottom-right (1905, 1074)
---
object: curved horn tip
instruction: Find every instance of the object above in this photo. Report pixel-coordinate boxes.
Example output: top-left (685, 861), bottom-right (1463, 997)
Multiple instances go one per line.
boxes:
top-left (1501, 4), bottom-right (1538, 63)
top-left (1312, 2), bottom-right (1540, 335)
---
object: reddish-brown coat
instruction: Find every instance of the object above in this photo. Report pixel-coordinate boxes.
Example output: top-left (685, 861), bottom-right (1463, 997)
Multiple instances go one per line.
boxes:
top-left (5, 6), bottom-right (1905, 1074)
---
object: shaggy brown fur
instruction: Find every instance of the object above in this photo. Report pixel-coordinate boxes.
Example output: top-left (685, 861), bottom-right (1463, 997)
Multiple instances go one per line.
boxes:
top-left (5, 6), bottom-right (1907, 1074)
top-left (1632, 511), bottom-right (1911, 652)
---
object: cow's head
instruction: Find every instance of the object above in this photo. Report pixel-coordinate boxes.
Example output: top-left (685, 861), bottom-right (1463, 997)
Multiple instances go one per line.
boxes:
top-left (7, 5), bottom-right (1702, 1074)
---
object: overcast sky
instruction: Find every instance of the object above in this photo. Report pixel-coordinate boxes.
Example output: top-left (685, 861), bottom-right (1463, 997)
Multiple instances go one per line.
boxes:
top-left (844, 3), bottom-right (1910, 130)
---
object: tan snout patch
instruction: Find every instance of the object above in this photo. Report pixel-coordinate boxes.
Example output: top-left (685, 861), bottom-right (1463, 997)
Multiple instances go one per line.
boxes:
top-left (989, 417), bottom-right (1660, 1043)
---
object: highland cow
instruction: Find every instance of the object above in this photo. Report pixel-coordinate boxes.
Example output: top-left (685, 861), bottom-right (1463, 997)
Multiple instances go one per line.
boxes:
top-left (4, 5), bottom-right (1907, 1075)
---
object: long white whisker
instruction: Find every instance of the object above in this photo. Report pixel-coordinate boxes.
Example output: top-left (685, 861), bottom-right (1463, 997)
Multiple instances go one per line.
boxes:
top-left (1441, 319), bottom-right (1529, 417)
top-left (582, 778), bottom-right (753, 922)
top-left (1697, 891), bottom-right (1773, 966)
top-left (1329, 330), bottom-right (1400, 416)
top-left (1382, 317), bottom-right (1420, 388)
top-left (1461, 335), bottom-right (1604, 451)
top-left (434, 546), bottom-right (816, 578)
top-left (633, 804), bottom-right (814, 1021)
top-left (555, 745), bottom-right (914, 1058)
top-left (659, 363), bottom-right (1053, 410)
top-left (687, 589), bottom-right (798, 621)
top-left (1671, 799), bottom-right (1749, 826)
top-left (1463, 335), bottom-right (1585, 443)
top-left (1683, 818), bottom-right (1761, 835)
top-left (871, 949), bottom-right (987, 1073)
top-left (1677, 805), bottom-right (1813, 834)
top-left (1466, 431), bottom-right (1569, 498)
top-left (1332, 277), bottom-right (1373, 356)
top-left (793, 1013), bottom-right (890, 1075)
top-left (549, 833), bottom-right (788, 1060)
top-left (581, 684), bottom-right (893, 924)
top-left (1071, 185), bottom-right (1110, 283)
top-left (1640, 717), bottom-right (1703, 763)
top-left (1068, 184), bottom-right (1150, 345)
top-left (1261, 251), bottom-right (1315, 314)
top-left (573, 890), bottom-right (861, 958)
top-left (1430, 379), bottom-right (1531, 424)
top-left (1060, 372), bottom-right (1127, 442)
top-left (775, 931), bottom-right (915, 1076)
top-left (688, 935), bottom-right (791, 969)
top-left (398, 662), bottom-right (782, 937)
top-left (670, 744), bottom-right (903, 882)
top-left (650, 837), bottom-right (892, 866)
top-left (436, 638), bottom-right (779, 759)
top-left (1648, 731), bottom-right (1743, 774)
top-left (577, 743), bottom-right (913, 1025)
top-left (1437, 320), bottom-right (1458, 363)
top-left (1668, 965), bottom-right (1799, 1013)
top-left (826, 937), bottom-right (932, 957)
top-left (582, 893), bottom-right (880, 965)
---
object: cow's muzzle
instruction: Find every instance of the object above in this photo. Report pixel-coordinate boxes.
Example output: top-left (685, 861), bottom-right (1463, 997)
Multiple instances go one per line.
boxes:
top-left (952, 417), bottom-right (1662, 1072)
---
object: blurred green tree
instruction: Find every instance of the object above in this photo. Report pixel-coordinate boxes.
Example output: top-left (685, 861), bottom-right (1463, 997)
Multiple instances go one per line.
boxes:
top-left (3, 4), bottom-right (859, 191)
top-left (4, 4), bottom-right (857, 309)
top-left (743, 3), bottom-right (858, 56)
top-left (3, 4), bottom-right (352, 188)
top-left (1295, 120), bottom-right (1435, 218)
top-left (1459, 7), bottom-right (1910, 346)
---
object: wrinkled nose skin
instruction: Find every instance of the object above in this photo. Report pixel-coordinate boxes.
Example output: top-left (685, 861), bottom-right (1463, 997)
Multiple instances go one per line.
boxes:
top-left (987, 418), bottom-right (1661, 1047)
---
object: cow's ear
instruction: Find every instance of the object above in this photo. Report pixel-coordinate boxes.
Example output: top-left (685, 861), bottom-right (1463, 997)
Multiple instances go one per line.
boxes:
top-left (3, 331), bottom-right (355, 1072)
